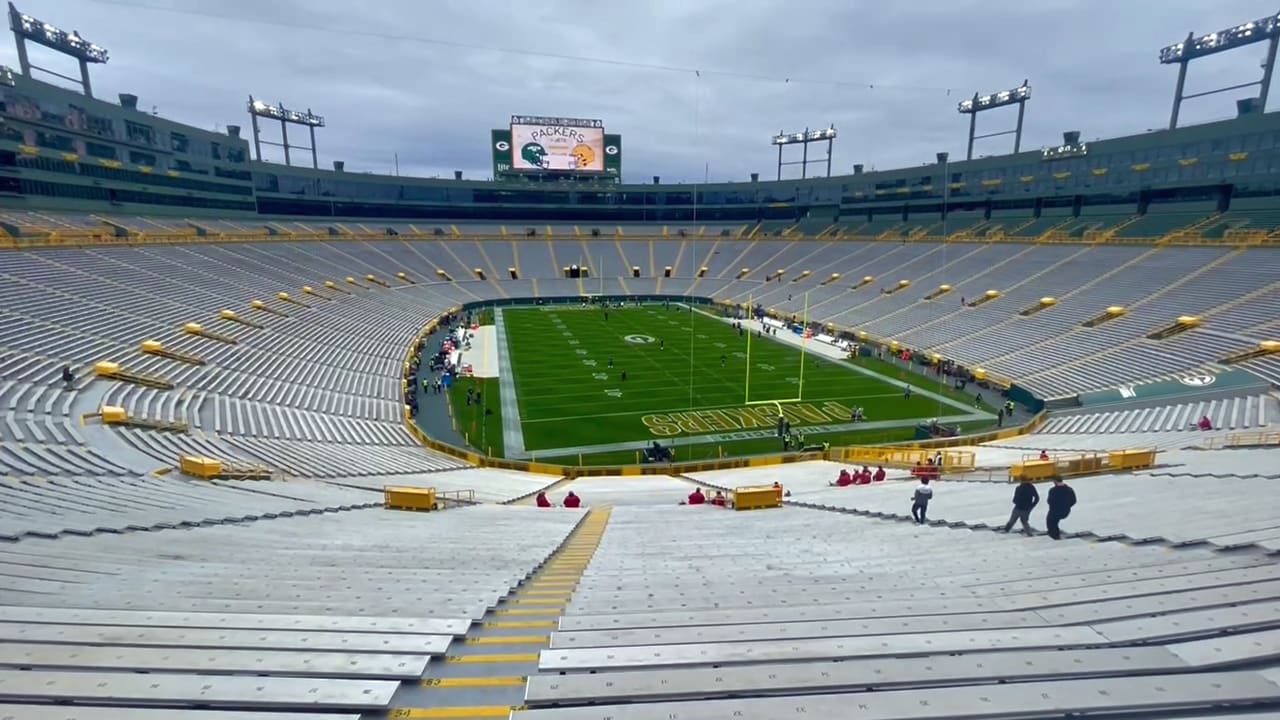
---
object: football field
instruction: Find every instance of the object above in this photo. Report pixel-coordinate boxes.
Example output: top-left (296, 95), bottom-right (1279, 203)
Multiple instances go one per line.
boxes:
top-left (460, 303), bottom-right (995, 465)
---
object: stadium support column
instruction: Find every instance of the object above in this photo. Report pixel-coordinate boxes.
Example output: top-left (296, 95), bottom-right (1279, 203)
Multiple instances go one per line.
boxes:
top-left (250, 111), bottom-right (263, 162)
top-left (1168, 59), bottom-right (1189, 131)
top-left (309, 124), bottom-right (319, 169)
top-left (280, 117), bottom-right (291, 166)
top-left (965, 109), bottom-right (977, 163)
top-left (77, 57), bottom-right (91, 98)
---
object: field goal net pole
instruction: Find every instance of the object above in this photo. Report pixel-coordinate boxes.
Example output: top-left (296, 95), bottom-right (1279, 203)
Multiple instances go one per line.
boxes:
top-left (744, 291), bottom-right (808, 407)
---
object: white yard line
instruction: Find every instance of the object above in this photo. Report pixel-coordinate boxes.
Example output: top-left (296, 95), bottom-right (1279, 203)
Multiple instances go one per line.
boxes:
top-left (493, 308), bottom-right (526, 457)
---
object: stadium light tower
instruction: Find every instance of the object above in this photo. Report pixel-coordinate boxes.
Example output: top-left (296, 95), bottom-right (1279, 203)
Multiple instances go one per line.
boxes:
top-left (247, 96), bottom-right (325, 169)
top-left (7, 2), bottom-right (108, 98)
top-left (772, 127), bottom-right (837, 181)
top-left (1160, 13), bottom-right (1280, 130)
top-left (957, 81), bottom-right (1030, 160)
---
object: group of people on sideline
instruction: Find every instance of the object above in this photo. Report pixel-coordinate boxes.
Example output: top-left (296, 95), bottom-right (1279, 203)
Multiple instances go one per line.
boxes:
top-left (831, 466), bottom-right (886, 486)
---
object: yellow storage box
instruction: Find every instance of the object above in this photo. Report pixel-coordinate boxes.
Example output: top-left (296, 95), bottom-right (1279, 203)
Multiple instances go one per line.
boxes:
top-left (180, 455), bottom-right (223, 478)
top-left (733, 485), bottom-right (782, 511)
top-left (385, 486), bottom-right (437, 512)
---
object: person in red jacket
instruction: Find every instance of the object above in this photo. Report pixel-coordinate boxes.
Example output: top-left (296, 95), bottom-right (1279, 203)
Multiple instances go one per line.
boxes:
top-left (854, 466), bottom-right (873, 485)
top-left (872, 466), bottom-right (886, 483)
top-left (711, 491), bottom-right (728, 506)
top-left (562, 491), bottom-right (581, 508)
top-left (833, 469), bottom-right (853, 486)
top-left (535, 492), bottom-right (551, 508)
top-left (1198, 415), bottom-right (1213, 431)
top-left (687, 488), bottom-right (706, 505)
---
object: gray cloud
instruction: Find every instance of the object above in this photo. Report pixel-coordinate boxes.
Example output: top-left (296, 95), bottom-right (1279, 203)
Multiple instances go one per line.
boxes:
top-left (3, 0), bottom-right (1278, 182)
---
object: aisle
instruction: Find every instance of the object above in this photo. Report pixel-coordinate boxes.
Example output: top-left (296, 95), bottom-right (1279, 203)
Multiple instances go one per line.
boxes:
top-left (380, 509), bottom-right (610, 718)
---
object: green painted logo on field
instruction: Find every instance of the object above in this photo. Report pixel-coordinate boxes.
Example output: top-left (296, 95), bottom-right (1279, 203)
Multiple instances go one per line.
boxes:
top-left (624, 334), bottom-right (656, 345)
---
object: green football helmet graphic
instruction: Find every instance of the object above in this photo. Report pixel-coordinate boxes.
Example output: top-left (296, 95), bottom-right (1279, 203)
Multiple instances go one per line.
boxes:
top-left (521, 142), bottom-right (548, 168)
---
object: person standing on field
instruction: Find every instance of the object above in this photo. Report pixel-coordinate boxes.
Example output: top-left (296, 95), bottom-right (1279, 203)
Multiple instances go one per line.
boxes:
top-left (1002, 478), bottom-right (1039, 535)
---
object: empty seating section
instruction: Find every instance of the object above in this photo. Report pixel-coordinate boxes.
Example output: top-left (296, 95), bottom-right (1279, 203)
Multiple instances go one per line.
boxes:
top-left (0, 472), bottom-right (383, 540)
top-left (0, 504), bottom-right (581, 714)
top-left (515, 503), bottom-right (1280, 718)
top-left (0, 229), bottom-right (1277, 492)
top-left (1039, 395), bottom-right (1276, 434)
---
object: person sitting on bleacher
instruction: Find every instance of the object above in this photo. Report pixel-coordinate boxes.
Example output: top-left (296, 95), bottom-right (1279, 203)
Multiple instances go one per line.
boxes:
top-left (1038, 450), bottom-right (1050, 461)
top-left (562, 491), bottom-right (582, 508)
top-left (872, 466), bottom-right (886, 483)
top-left (832, 469), bottom-right (853, 486)
top-left (711, 491), bottom-right (728, 507)
top-left (60, 365), bottom-right (74, 389)
top-left (687, 488), bottom-right (706, 505)
top-left (855, 466), bottom-right (873, 484)
top-left (536, 492), bottom-right (552, 508)
top-left (1197, 415), bottom-right (1213, 431)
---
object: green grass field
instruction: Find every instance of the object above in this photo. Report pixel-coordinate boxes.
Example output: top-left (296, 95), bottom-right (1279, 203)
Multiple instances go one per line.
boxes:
top-left (449, 303), bottom-right (996, 466)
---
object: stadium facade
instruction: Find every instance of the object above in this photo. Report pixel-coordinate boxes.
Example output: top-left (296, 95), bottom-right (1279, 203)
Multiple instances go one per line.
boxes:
top-left (5, 70), bottom-right (1280, 223)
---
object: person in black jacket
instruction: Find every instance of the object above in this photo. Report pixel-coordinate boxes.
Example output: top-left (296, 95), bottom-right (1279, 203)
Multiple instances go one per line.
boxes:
top-left (1045, 478), bottom-right (1077, 540)
top-left (1002, 478), bottom-right (1040, 535)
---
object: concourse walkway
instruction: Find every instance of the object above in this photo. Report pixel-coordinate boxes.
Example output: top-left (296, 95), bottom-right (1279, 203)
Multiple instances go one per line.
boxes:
top-left (381, 509), bottom-right (611, 718)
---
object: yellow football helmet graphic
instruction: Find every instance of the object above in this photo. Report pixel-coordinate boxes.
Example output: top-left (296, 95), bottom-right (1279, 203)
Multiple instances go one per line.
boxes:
top-left (570, 144), bottom-right (596, 169)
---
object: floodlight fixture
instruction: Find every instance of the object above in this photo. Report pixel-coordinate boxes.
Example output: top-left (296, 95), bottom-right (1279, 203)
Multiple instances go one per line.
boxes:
top-left (772, 127), bottom-right (837, 145)
top-left (247, 95), bottom-right (325, 168)
top-left (957, 80), bottom-right (1030, 160)
top-left (957, 82), bottom-right (1030, 114)
top-left (772, 126), bottom-right (836, 180)
top-left (1160, 13), bottom-right (1280, 64)
top-left (7, 2), bottom-right (108, 97)
top-left (1161, 13), bottom-right (1280, 129)
top-left (248, 99), bottom-right (325, 127)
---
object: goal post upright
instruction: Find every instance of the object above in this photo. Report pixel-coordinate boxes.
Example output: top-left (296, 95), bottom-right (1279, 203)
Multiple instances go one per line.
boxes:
top-left (744, 292), bottom-right (753, 404)
top-left (742, 291), bottom-right (805, 408)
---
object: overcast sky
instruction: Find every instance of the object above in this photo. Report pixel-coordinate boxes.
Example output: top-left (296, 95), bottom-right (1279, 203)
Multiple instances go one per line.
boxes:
top-left (4, 0), bottom-right (1280, 183)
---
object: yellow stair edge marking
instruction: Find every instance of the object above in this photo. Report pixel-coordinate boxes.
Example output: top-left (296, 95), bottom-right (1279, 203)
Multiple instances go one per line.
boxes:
top-left (534, 573), bottom-right (582, 580)
top-left (483, 620), bottom-right (556, 629)
top-left (525, 580), bottom-right (578, 587)
top-left (389, 706), bottom-right (523, 719)
top-left (421, 676), bottom-right (527, 688)
top-left (510, 599), bottom-right (566, 606)
top-left (465, 635), bottom-right (548, 645)
top-left (444, 653), bottom-right (540, 664)
top-left (493, 608), bottom-right (561, 616)
top-left (519, 590), bottom-right (574, 597)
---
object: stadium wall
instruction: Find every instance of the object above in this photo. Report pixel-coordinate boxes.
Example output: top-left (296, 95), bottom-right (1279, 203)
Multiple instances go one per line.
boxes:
top-left (6, 74), bottom-right (1280, 224)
